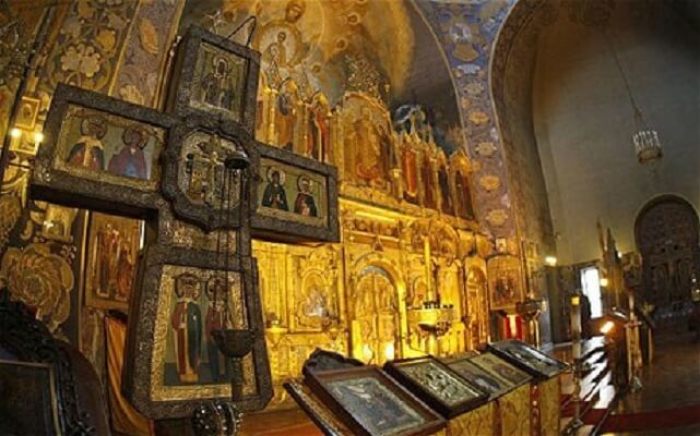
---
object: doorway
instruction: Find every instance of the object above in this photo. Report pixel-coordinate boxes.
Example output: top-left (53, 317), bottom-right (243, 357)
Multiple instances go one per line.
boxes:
top-left (635, 195), bottom-right (700, 327)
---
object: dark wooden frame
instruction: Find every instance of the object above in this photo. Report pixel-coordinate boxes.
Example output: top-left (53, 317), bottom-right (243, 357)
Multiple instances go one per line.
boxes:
top-left (250, 141), bottom-right (339, 243)
top-left (303, 365), bottom-right (445, 436)
top-left (487, 340), bottom-right (568, 380)
top-left (32, 83), bottom-right (179, 219)
top-left (383, 356), bottom-right (488, 418)
top-left (162, 113), bottom-right (256, 231)
top-left (167, 25), bottom-right (260, 135)
top-left (123, 246), bottom-right (272, 419)
top-left (0, 359), bottom-right (61, 435)
top-left (444, 354), bottom-right (521, 400)
top-left (283, 379), bottom-right (348, 436)
top-left (0, 289), bottom-right (107, 433)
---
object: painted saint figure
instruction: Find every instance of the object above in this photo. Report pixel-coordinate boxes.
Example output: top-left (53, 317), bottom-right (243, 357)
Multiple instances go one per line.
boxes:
top-left (202, 56), bottom-right (236, 111)
top-left (455, 170), bottom-right (475, 220)
top-left (401, 147), bottom-right (418, 203)
top-left (108, 126), bottom-right (148, 179)
top-left (263, 32), bottom-right (288, 68)
top-left (96, 223), bottom-right (120, 298)
top-left (438, 165), bottom-right (454, 215)
top-left (262, 169), bottom-right (289, 210)
top-left (293, 176), bottom-right (317, 217)
top-left (354, 108), bottom-right (383, 184)
top-left (66, 115), bottom-right (107, 171)
top-left (115, 240), bottom-right (134, 302)
top-left (494, 276), bottom-right (515, 305)
top-left (276, 87), bottom-right (296, 150)
top-left (422, 158), bottom-right (435, 209)
top-left (171, 274), bottom-right (203, 383)
top-left (307, 97), bottom-right (329, 161)
top-left (205, 277), bottom-right (232, 382)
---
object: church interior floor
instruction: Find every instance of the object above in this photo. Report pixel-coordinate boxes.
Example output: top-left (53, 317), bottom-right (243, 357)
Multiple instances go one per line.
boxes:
top-left (237, 331), bottom-right (700, 436)
top-left (240, 407), bottom-right (320, 436)
top-left (601, 329), bottom-right (700, 435)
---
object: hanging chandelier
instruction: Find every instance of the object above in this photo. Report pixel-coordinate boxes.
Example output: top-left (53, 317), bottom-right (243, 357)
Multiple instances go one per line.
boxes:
top-left (609, 35), bottom-right (663, 165)
top-left (632, 110), bottom-right (662, 165)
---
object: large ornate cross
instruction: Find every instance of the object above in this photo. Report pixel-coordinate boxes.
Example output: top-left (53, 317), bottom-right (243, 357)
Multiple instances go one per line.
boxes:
top-left (31, 26), bottom-right (338, 419)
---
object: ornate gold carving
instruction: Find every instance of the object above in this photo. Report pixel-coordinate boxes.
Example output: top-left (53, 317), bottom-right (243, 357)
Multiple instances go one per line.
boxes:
top-left (479, 175), bottom-right (501, 192)
top-left (255, 197), bottom-right (493, 410)
top-left (160, 206), bottom-right (237, 253)
top-left (139, 18), bottom-right (160, 56)
top-left (41, 204), bottom-right (79, 243)
top-left (486, 208), bottom-right (509, 227)
top-left (487, 255), bottom-right (524, 310)
top-left (0, 194), bottom-right (22, 251)
top-left (465, 257), bottom-right (489, 348)
top-left (350, 259), bottom-right (400, 365)
top-left (499, 383), bottom-right (531, 435)
top-left (475, 141), bottom-right (497, 157)
top-left (468, 110), bottom-right (489, 125)
top-left (447, 402), bottom-right (494, 435)
top-left (538, 376), bottom-right (560, 435)
top-left (0, 242), bottom-right (74, 333)
top-left (346, 53), bottom-right (385, 99)
top-left (289, 245), bottom-right (340, 332)
top-left (256, 79), bottom-right (481, 231)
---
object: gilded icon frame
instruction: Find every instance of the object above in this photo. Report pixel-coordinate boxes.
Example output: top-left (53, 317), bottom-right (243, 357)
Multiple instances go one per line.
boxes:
top-left (444, 354), bottom-right (521, 400)
top-left (15, 95), bottom-right (42, 130)
top-left (303, 365), bottom-right (446, 436)
top-left (468, 351), bottom-right (533, 387)
top-left (487, 340), bottom-right (568, 380)
top-left (84, 211), bottom-right (143, 311)
top-left (383, 356), bottom-right (488, 418)
top-left (486, 254), bottom-right (524, 310)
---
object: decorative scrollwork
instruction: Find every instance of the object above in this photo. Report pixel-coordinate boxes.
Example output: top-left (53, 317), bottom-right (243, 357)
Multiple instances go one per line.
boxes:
top-left (192, 400), bottom-right (241, 436)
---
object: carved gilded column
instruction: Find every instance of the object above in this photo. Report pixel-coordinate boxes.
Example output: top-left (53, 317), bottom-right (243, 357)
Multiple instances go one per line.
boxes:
top-left (256, 82), bottom-right (273, 144)
top-left (267, 88), bottom-right (278, 146)
top-left (296, 101), bottom-right (309, 157)
top-left (293, 98), bottom-right (305, 155)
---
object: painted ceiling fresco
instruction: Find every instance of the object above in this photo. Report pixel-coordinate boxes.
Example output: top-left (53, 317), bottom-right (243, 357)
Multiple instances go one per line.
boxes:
top-left (179, 0), bottom-right (465, 155)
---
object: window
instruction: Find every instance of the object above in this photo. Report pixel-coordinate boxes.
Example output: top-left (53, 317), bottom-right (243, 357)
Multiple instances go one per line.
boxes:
top-left (580, 266), bottom-right (603, 318)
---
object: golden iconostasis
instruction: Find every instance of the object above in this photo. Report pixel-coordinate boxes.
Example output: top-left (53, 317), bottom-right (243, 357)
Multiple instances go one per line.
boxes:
top-left (251, 77), bottom-right (494, 408)
top-left (0, 0), bottom-right (533, 415)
